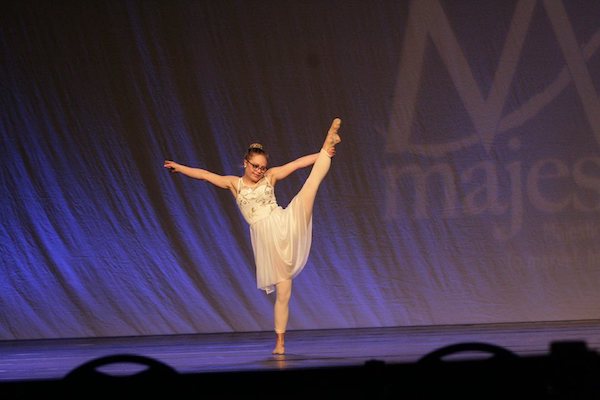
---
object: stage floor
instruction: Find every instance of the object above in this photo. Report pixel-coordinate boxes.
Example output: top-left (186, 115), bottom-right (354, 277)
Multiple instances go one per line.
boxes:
top-left (2, 319), bottom-right (599, 383)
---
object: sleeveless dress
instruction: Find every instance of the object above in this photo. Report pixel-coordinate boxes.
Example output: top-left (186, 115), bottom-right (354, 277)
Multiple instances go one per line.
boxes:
top-left (236, 175), bottom-right (312, 294)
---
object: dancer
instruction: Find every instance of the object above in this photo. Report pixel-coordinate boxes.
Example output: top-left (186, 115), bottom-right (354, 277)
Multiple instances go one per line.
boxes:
top-left (163, 118), bottom-right (342, 354)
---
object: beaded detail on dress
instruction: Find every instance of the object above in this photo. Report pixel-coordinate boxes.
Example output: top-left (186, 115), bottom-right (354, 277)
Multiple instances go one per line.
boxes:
top-left (236, 176), bottom-right (278, 225)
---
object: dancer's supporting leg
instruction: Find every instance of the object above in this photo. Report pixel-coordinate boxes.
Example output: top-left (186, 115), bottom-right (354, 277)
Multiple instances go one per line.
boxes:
top-left (297, 118), bottom-right (342, 224)
top-left (273, 278), bottom-right (292, 354)
top-left (271, 119), bottom-right (342, 355)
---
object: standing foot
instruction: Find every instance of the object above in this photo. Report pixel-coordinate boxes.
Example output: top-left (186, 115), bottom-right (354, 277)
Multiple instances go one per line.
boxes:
top-left (322, 118), bottom-right (342, 155)
top-left (272, 333), bottom-right (285, 355)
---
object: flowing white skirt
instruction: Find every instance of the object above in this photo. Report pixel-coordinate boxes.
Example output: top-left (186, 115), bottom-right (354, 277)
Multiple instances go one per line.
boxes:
top-left (249, 194), bottom-right (312, 294)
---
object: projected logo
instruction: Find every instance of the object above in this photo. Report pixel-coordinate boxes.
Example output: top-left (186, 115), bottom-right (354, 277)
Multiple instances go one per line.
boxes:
top-left (385, 0), bottom-right (600, 240)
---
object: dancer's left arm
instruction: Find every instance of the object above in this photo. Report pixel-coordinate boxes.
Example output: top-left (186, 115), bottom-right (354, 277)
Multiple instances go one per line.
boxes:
top-left (268, 147), bottom-right (334, 185)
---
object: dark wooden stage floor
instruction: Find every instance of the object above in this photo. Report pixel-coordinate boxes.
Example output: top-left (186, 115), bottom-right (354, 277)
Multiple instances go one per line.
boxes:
top-left (2, 320), bottom-right (600, 398)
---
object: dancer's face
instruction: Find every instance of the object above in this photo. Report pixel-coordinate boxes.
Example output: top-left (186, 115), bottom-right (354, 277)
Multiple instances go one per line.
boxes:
top-left (244, 154), bottom-right (268, 182)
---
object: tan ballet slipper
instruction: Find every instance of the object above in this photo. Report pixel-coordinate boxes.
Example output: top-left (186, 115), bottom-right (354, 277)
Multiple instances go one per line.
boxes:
top-left (322, 118), bottom-right (342, 154)
top-left (272, 344), bottom-right (285, 355)
top-left (272, 333), bottom-right (285, 355)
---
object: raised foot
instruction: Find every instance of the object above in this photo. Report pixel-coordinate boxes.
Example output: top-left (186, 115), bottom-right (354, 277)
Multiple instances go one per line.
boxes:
top-left (323, 118), bottom-right (342, 153)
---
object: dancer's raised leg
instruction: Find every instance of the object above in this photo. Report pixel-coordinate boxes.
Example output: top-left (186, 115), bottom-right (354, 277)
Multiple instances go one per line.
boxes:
top-left (273, 279), bottom-right (292, 354)
top-left (297, 118), bottom-right (342, 223)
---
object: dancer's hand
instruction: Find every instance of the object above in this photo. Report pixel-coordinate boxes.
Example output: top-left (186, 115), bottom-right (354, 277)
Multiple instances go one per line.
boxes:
top-left (163, 160), bottom-right (179, 173)
top-left (327, 147), bottom-right (336, 157)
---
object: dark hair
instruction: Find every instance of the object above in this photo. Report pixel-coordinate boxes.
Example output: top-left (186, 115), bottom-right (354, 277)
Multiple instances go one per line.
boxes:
top-left (245, 143), bottom-right (268, 160)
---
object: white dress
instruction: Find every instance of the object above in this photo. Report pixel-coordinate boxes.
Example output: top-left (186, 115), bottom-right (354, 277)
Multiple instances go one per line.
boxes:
top-left (236, 175), bottom-right (312, 294)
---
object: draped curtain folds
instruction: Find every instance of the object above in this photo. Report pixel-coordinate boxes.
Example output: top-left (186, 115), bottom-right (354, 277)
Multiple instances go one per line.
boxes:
top-left (1, 0), bottom-right (599, 340)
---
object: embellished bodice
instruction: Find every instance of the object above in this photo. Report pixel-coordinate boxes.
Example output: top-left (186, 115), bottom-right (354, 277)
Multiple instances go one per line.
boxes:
top-left (236, 176), bottom-right (278, 225)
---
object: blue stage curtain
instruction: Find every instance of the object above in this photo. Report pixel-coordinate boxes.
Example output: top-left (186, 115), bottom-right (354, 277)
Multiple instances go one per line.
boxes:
top-left (1, 0), bottom-right (599, 339)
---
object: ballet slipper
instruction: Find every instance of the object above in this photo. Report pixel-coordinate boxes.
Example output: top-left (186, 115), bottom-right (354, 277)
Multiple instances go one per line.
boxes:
top-left (322, 118), bottom-right (342, 154)
top-left (272, 344), bottom-right (285, 355)
top-left (272, 333), bottom-right (285, 355)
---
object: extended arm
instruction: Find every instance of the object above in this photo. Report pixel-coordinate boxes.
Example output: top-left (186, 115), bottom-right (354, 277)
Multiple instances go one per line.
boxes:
top-left (268, 152), bottom-right (321, 185)
top-left (164, 160), bottom-right (238, 194)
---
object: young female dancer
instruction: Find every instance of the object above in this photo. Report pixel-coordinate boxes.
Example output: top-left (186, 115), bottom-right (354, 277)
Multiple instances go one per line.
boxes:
top-left (163, 118), bottom-right (341, 354)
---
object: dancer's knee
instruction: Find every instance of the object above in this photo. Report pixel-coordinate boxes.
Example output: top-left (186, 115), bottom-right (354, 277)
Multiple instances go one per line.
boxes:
top-left (276, 280), bottom-right (292, 304)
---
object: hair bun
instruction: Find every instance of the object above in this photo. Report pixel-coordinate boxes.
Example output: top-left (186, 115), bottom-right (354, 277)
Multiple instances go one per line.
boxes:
top-left (248, 143), bottom-right (263, 150)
